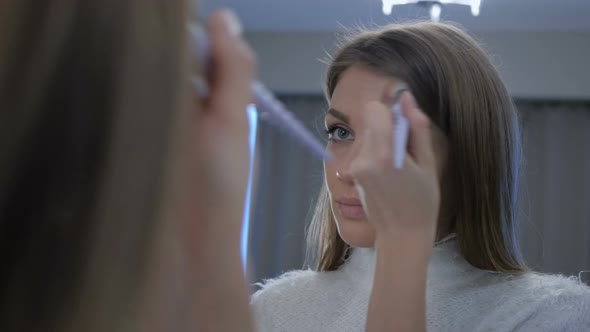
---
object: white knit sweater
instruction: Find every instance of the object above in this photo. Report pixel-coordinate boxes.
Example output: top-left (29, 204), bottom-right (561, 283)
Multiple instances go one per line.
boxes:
top-left (251, 239), bottom-right (590, 331)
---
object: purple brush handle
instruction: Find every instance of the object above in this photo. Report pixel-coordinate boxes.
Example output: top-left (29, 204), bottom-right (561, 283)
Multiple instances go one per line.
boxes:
top-left (251, 82), bottom-right (331, 160)
top-left (385, 86), bottom-right (410, 170)
top-left (189, 23), bottom-right (332, 161)
top-left (392, 99), bottom-right (409, 169)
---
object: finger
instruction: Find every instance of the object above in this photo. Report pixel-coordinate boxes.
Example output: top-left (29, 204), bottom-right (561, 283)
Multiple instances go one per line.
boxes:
top-left (207, 10), bottom-right (256, 116)
top-left (357, 101), bottom-right (394, 169)
top-left (400, 91), bottom-right (436, 168)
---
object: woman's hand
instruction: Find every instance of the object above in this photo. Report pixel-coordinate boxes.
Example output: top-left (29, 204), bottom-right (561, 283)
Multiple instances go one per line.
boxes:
top-left (182, 9), bottom-right (257, 332)
top-left (191, 9), bottom-right (256, 241)
top-left (353, 89), bottom-right (440, 332)
top-left (349, 89), bottom-right (440, 244)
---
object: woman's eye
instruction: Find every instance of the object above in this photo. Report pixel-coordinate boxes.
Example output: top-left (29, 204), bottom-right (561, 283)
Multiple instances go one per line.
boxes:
top-left (326, 126), bottom-right (354, 141)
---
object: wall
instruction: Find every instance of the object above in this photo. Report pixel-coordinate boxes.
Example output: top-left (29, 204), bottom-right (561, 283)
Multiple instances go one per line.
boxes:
top-left (245, 31), bottom-right (590, 100)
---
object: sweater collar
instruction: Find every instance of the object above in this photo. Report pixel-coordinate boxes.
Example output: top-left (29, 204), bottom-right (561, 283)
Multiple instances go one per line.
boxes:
top-left (339, 235), bottom-right (461, 286)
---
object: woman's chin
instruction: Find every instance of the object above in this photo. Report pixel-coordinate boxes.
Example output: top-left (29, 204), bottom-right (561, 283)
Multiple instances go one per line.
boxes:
top-left (335, 217), bottom-right (376, 248)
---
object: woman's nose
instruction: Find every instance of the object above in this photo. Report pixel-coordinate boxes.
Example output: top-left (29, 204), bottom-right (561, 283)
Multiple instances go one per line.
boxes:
top-left (333, 140), bottom-right (362, 184)
top-left (336, 166), bottom-right (354, 184)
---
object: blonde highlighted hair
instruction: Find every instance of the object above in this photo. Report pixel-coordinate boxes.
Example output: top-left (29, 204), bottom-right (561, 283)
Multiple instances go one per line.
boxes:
top-left (306, 22), bottom-right (527, 273)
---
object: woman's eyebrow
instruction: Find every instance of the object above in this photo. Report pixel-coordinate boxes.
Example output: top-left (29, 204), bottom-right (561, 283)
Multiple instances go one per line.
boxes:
top-left (326, 108), bottom-right (350, 124)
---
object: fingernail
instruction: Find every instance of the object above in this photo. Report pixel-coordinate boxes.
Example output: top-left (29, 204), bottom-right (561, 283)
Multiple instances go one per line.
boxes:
top-left (401, 90), bottom-right (417, 108)
top-left (220, 10), bottom-right (242, 37)
top-left (384, 84), bottom-right (408, 105)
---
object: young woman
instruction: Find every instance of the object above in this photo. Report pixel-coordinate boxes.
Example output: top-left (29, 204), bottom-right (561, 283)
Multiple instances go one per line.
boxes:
top-left (0, 1), bottom-right (256, 331)
top-left (251, 22), bottom-right (590, 331)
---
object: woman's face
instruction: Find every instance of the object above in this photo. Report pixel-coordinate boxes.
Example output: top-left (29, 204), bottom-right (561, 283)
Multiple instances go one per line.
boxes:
top-left (324, 65), bottom-right (449, 248)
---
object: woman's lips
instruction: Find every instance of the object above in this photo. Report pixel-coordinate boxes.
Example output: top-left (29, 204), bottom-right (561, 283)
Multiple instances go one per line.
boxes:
top-left (335, 197), bottom-right (366, 219)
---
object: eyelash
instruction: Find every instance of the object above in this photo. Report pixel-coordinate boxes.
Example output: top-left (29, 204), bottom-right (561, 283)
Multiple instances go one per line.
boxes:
top-left (325, 125), bottom-right (354, 142)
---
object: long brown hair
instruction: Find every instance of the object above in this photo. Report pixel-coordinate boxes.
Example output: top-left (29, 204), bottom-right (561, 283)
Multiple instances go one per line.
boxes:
top-left (0, 1), bottom-right (191, 331)
top-left (306, 22), bottom-right (527, 273)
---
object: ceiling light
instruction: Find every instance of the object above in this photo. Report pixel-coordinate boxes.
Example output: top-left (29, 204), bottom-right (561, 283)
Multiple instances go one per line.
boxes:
top-left (382, 0), bottom-right (482, 20)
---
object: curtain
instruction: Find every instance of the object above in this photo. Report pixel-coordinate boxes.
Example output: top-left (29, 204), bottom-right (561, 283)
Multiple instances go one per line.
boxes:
top-left (248, 97), bottom-right (590, 285)
top-left (248, 96), bottom-right (326, 284)
top-left (518, 101), bottom-right (590, 276)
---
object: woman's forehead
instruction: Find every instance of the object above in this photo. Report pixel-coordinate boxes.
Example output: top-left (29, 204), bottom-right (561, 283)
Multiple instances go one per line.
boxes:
top-left (331, 67), bottom-right (399, 103)
top-left (329, 66), bottom-right (401, 117)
